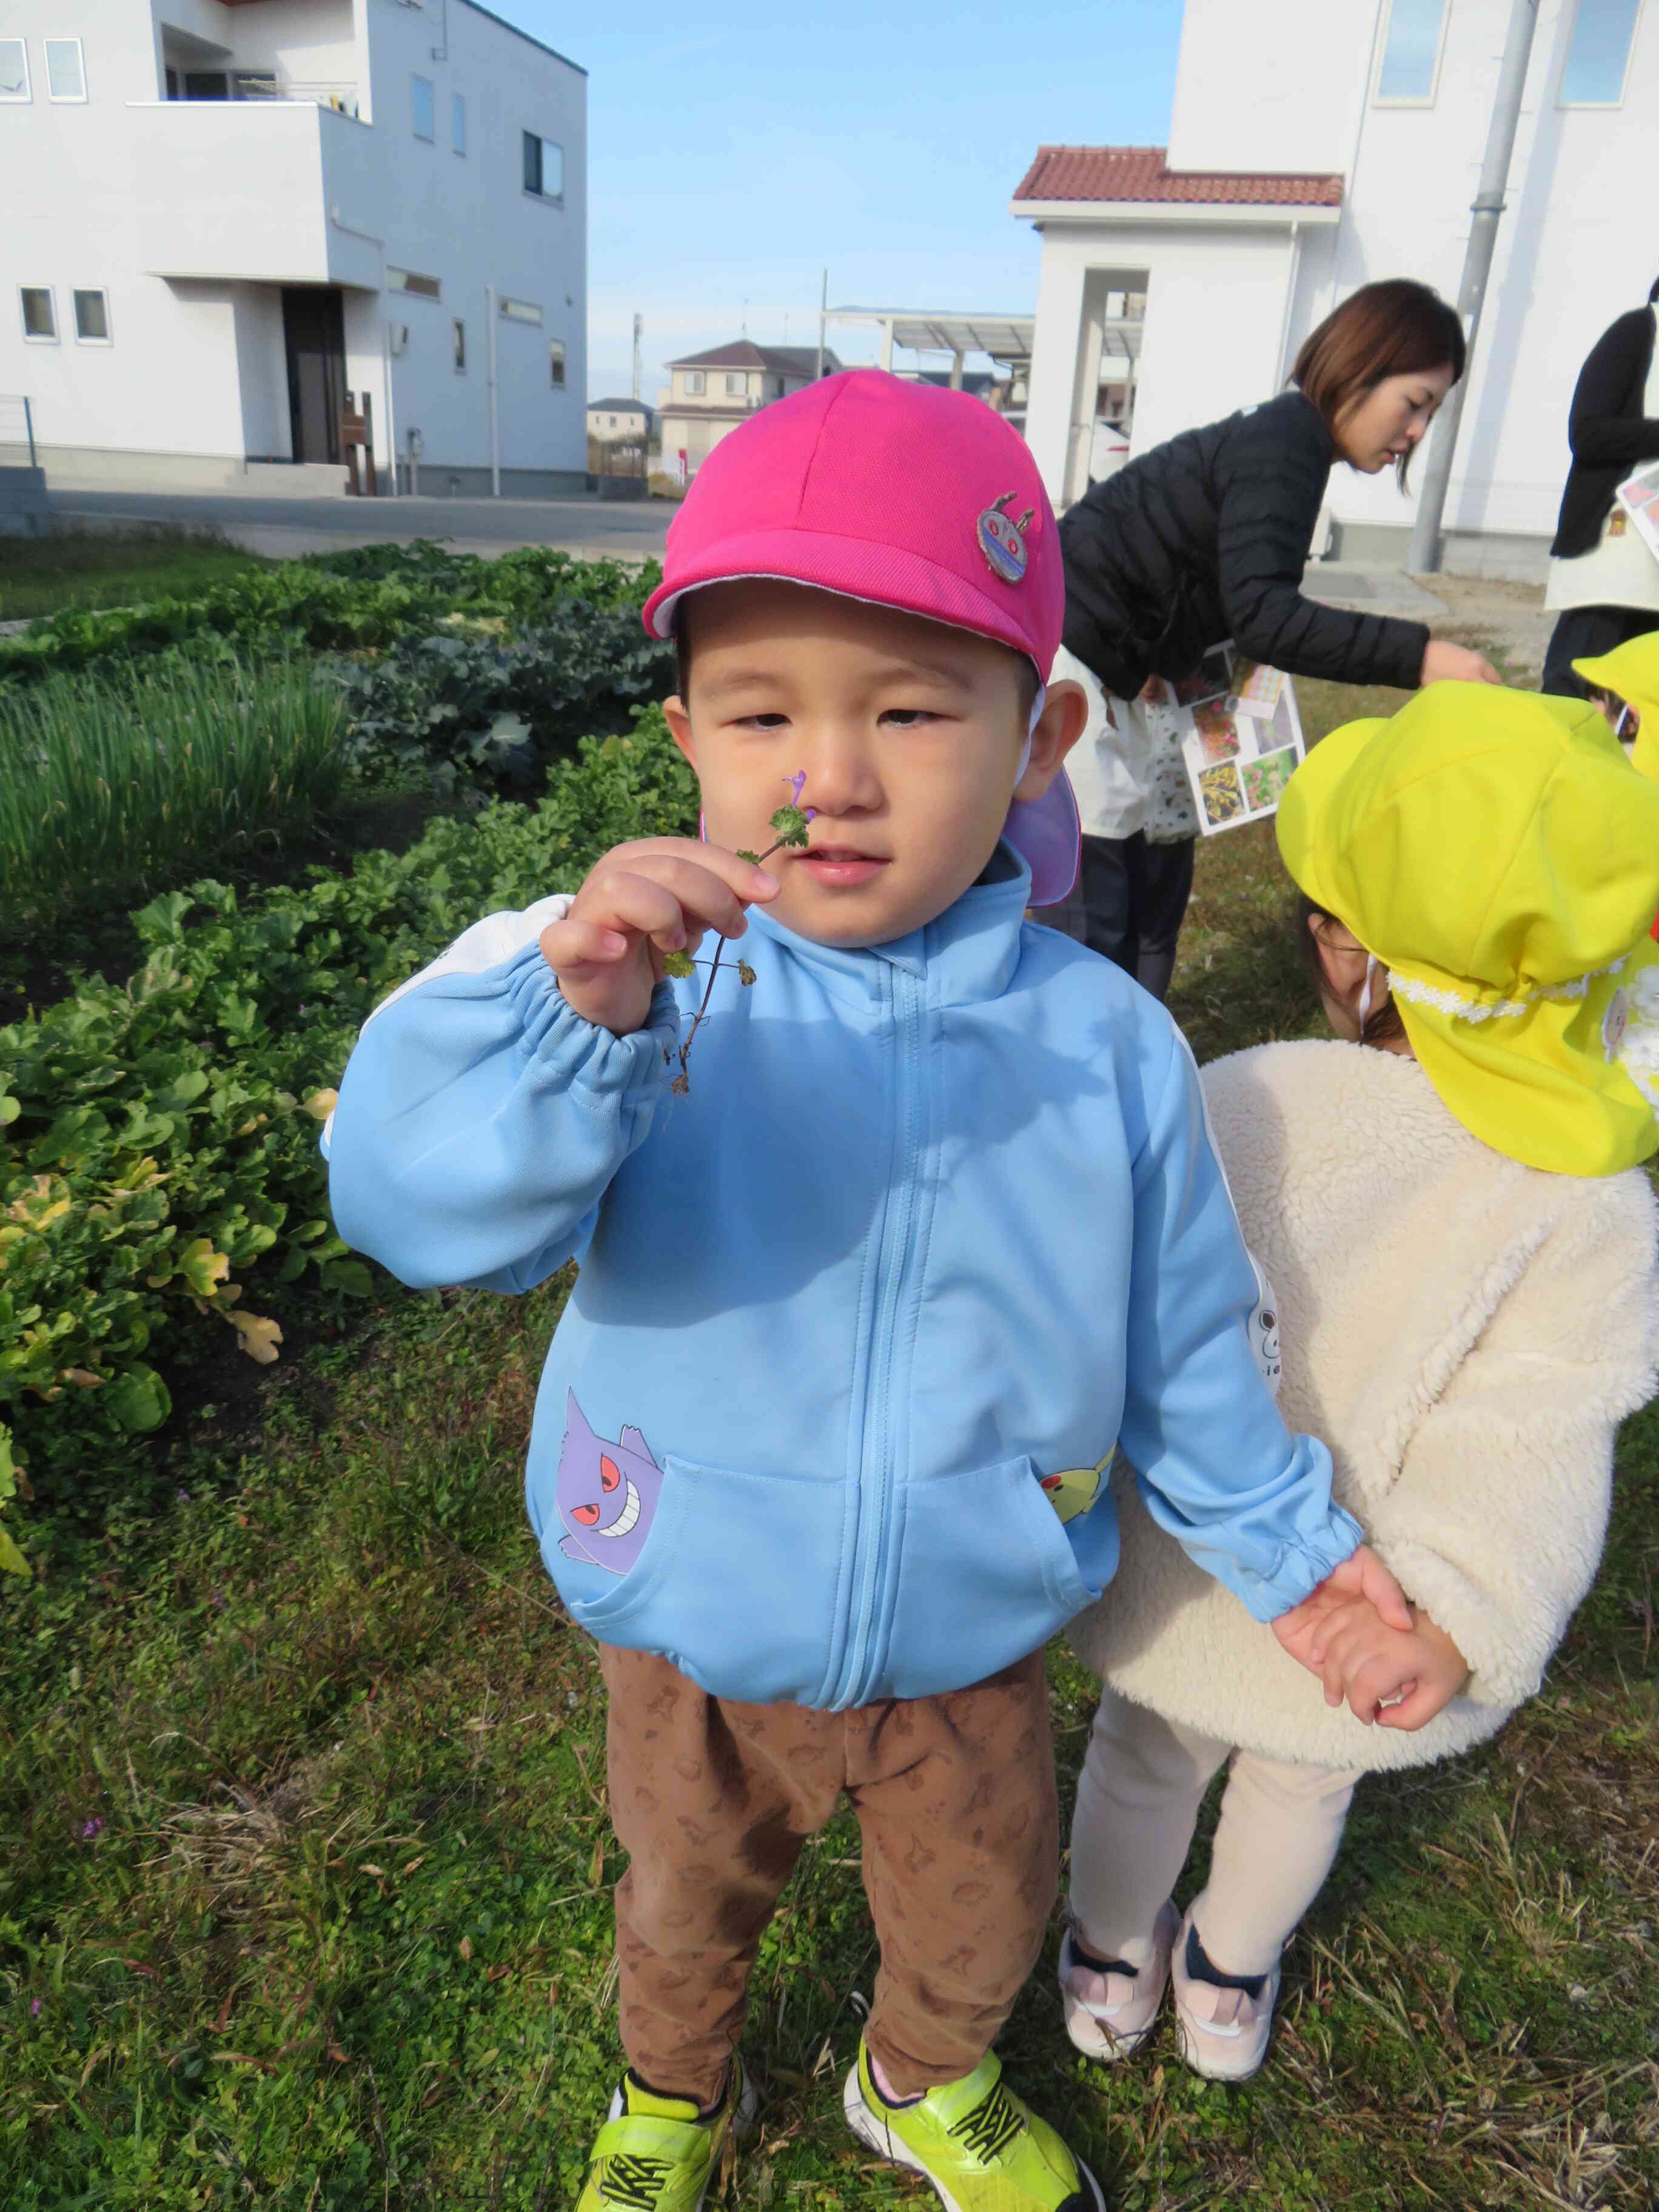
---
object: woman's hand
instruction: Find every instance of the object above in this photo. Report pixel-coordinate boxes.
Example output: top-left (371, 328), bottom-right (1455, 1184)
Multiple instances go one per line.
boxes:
top-left (1420, 640), bottom-right (1503, 687)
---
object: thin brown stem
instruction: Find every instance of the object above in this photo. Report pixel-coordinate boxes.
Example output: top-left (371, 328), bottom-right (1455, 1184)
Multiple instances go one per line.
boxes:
top-left (675, 836), bottom-right (787, 1087)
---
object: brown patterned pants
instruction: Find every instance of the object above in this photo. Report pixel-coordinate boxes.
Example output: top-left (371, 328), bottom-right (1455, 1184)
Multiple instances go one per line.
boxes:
top-left (598, 1643), bottom-right (1059, 2103)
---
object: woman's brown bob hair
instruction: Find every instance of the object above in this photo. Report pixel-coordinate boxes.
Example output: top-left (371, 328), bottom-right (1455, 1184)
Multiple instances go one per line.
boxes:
top-left (1294, 894), bottom-right (1408, 1051)
top-left (1292, 280), bottom-right (1466, 490)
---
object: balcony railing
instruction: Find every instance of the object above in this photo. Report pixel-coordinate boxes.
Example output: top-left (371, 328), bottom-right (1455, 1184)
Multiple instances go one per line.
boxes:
top-left (164, 73), bottom-right (361, 118)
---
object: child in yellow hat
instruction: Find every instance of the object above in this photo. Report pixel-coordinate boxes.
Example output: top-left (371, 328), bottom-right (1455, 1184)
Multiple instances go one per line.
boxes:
top-left (1056, 682), bottom-right (1659, 2083)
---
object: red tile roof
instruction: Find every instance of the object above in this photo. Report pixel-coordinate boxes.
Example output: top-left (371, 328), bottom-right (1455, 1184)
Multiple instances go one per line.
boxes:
top-left (1013, 145), bottom-right (1343, 209)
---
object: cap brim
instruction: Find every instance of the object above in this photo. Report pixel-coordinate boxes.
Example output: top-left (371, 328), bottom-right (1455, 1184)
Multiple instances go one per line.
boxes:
top-left (642, 525), bottom-right (1048, 671)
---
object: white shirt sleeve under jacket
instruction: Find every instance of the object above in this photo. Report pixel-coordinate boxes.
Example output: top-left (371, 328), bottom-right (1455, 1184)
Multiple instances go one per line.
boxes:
top-left (1070, 1037), bottom-right (1659, 1772)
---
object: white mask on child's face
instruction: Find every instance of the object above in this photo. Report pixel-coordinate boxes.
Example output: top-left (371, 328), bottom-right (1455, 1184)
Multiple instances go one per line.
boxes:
top-left (1356, 954), bottom-right (1379, 1031)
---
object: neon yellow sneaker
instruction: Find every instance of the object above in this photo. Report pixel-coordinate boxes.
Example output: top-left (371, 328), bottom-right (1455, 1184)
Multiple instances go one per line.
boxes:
top-left (842, 2043), bottom-right (1102, 2212)
top-left (575, 2060), bottom-right (756, 2212)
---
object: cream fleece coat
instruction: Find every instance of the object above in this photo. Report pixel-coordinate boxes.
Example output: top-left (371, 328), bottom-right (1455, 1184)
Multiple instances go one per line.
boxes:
top-left (1071, 1039), bottom-right (1659, 1772)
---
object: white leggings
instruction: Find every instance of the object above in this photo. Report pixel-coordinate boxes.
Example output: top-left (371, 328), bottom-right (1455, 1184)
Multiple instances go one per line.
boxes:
top-left (1069, 1690), bottom-right (1363, 1980)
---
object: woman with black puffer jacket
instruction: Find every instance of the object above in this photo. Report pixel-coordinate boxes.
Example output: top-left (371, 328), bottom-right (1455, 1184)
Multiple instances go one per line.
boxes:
top-left (1039, 279), bottom-right (1500, 1000)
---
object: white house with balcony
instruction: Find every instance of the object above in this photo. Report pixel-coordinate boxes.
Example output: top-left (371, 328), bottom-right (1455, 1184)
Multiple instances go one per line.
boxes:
top-left (0, 0), bottom-right (587, 497)
top-left (1016, 0), bottom-right (1659, 573)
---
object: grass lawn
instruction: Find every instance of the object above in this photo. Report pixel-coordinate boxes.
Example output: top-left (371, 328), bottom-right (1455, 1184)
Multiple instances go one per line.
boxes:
top-left (4, 654), bottom-right (1655, 2210)
top-left (0, 531), bottom-right (274, 622)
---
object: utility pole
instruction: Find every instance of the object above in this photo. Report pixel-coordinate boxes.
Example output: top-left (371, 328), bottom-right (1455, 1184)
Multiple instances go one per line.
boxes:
top-left (1407, 0), bottom-right (1541, 572)
top-left (631, 312), bottom-right (642, 403)
top-left (815, 269), bottom-right (827, 380)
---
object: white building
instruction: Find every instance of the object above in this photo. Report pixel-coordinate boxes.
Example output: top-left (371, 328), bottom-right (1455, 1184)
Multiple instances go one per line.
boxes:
top-left (1017, 0), bottom-right (1659, 574)
top-left (1, 0), bottom-right (587, 497)
top-left (657, 343), bottom-right (841, 478)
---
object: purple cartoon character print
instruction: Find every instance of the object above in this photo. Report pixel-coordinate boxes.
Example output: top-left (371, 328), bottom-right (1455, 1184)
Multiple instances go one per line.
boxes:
top-left (555, 1391), bottom-right (663, 1575)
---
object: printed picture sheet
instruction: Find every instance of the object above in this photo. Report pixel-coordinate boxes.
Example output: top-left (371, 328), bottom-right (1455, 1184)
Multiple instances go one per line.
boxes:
top-left (1616, 459), bottom-right (1659, 567)
top-left (1142, 645), bottom-right (1306, 837)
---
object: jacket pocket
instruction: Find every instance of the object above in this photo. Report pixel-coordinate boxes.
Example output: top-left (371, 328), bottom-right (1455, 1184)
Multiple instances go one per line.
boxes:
top-left (880, 1455), bottom-right (1098, 1700)
top-left (556, 1453), bottom-right (849, 1706)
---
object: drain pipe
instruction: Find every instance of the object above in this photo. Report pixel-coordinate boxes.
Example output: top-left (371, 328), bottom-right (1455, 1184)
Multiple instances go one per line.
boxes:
top-left (1407, 0), bottom-right (1541, 572)
top-left (485, 281), bottom-right (501, 497)
top-left (329, 204), bottom-right (399, 497)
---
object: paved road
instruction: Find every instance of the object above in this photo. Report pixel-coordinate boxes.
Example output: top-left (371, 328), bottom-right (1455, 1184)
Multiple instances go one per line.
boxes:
top-left (35, 488), bottom-right (1452, 622)
top-left (42, 486), bottom-right (672, 563)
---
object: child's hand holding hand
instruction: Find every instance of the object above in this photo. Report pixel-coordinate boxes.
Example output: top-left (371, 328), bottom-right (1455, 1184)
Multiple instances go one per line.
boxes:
top-left (540, 839), bottom-right (779, 1035)
top-left (1278, 1592), bottom-right (1469, 1728)
top-left (1270, 1543), bottom-right (1411, 1700)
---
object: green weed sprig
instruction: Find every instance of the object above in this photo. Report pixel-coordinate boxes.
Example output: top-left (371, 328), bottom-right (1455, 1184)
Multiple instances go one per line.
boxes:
top-left (665, 774), bottom-right (815, 1092)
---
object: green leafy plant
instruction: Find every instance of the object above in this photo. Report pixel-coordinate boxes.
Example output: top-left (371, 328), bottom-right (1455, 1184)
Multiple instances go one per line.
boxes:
top-left (0, 708), bottom-right (697, 1549)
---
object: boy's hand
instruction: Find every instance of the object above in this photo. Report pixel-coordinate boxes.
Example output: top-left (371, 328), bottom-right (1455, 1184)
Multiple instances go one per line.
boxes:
top-left (540, 839), bottom-right (779, 1036)
top-left (1270, 1543), bottom-right (1412, 1682)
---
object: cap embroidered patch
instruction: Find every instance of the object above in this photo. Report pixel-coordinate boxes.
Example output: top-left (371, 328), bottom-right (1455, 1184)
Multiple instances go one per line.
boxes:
top-left (977, 493), bottom-right (1033, 585)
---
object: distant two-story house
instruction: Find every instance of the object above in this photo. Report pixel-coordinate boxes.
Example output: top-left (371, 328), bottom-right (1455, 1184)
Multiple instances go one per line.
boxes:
top-left (1016, 0), bottom-right (1659, 573)
top-left (1, 0), bottom-right (587, 497)
top-left (657, 341), bottom-right (842, 478)
top-left (586, 397), bottom-right (654, 444)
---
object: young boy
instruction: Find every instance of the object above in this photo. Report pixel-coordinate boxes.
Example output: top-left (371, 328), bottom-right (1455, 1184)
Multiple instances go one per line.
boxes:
top-left (323, 371), bottom-right (1406, 2211)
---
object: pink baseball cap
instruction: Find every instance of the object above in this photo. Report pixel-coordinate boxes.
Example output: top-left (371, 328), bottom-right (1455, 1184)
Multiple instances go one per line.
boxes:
top-left (643, 368), bottom-right (1079, 904)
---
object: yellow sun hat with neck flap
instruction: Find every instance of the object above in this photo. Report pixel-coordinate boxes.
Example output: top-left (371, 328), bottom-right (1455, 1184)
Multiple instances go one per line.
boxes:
top-left (1572, 628), bottom-right (1659, 783)
top-left (1276, 680), bottom-right (1659, 1178)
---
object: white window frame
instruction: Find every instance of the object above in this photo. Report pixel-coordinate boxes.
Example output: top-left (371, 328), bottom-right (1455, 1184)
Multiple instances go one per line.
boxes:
top-left (1558, 0), bottom-right (1646, 107)
top-left (72, 287), bottom-right (112, 345)
top-left (1370, 0), bottom-right (1450, 107)
top-left (499, 295), bottom-right (542, 326)
top-left (454, 318), bottom-right (466, 374)
top-left (725, 372), bottom-right (748, 396)
top-left (683, 369), bottom-right (706, 396)
top-left (19, 287), bottom-right (58, 343)
top-left (387, 266), bottom-right (442, 300)
top-left (549, 340), bottom-right (566, 390)
top-left (452, 90), bottom-right (466, 154)
top-left (0, 37), bottom-right (32, 102)
top-left (411, 73), bottom-right (435, 141)
top-left (45, 36), bottom-right (87, 103)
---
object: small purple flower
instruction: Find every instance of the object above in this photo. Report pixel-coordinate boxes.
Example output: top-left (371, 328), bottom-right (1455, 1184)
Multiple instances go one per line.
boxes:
top-left (176, 1487), bottom-right (189, 1501)
top-left (30, 1999), bottom-right (41, 2017)
top-left (783, 771), bottom-right (807, 807)
top-left (82, 1818), bottom-right (103, 1840)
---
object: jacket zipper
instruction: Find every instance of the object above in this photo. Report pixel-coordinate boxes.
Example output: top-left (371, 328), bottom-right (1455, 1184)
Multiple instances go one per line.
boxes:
top-left (832, 962), bottom-right (925, 1709)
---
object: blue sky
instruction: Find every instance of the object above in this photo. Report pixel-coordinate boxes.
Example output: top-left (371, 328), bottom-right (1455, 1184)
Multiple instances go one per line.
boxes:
top-left (508, 1), bottom-right (1182, 401)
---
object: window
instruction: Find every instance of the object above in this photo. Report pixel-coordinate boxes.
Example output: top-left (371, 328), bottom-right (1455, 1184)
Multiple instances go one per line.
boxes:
top-left (454, 318), bottom-right (466, 372)
top-left (522, 130), bottom-right (564, 200)
top-left (1373, 0), bottom-right (1447, 103)
top-left (387, 266), bottom-right (442, 299)
top-left (609, 414), bottom-right (618, 427)
top-left (20, 287), bottom-right (56, 341)
top-left (725, 372), bottom-right (748, 396)
top-left (452, 91), bottom-right (466, 153)
top-left (1, 38), bottom-right (30, 101)
top-left (683, 370), bottom-right (706, 396)
top-left (411, 73), bottom-right (434, 140)
top-left (1560, 0), bottom-right (1644, 103)
top-left (549, 340), bottom-right (566, 389)
top-left (45, 38), bottom-right (86, 102)
top-left (184, 70), bottom-right (228, 99)
top-left (499, 295), bottom-right (542, 325)
top-left (73, 289), bottom-right (110, 343)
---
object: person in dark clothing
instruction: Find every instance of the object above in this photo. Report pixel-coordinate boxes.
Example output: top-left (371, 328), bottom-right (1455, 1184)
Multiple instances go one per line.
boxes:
top-left (1540, 280), bottom-right (1659, 699)
top-left (1039, 279), bottom-right (1500, 999)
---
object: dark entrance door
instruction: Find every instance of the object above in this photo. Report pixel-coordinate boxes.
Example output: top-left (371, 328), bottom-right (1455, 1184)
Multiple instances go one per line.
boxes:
top-left (281, 287), bottom-right (346, 465)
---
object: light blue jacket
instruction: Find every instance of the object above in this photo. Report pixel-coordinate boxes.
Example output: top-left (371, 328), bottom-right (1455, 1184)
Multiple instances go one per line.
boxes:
top-left (324, 846), bottom-right (1361, 1709)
